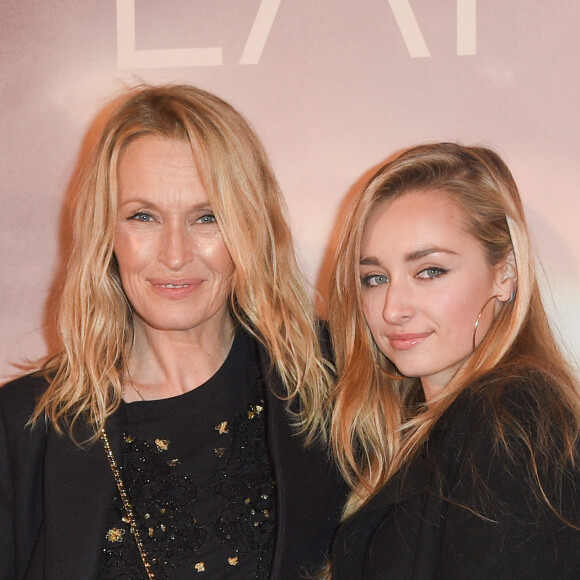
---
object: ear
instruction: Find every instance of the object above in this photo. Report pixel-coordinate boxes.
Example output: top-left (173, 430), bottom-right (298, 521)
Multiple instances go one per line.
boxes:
top-left (493, 248), bottom-right (518, 302)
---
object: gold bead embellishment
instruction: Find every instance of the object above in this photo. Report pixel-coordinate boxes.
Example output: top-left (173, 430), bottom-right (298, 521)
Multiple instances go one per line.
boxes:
top-left (214, 447), bottom-right (225, 457)
top-left (195, 562), bottom-right (206, 572)
top-left (106, 528), bottom-right (125, 543)
top-left (155, 438), bottom-right (169, 451)
top-left (248, 404), bottom-right (263, 419)
top-left (216, 421), bottom-right (229, 435)
top-left (228, 557), bottom-right (239, 566)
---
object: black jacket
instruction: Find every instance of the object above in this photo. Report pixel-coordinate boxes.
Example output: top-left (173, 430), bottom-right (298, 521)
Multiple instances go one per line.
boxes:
top-left (332, 378), bottom-right (580, 579)
top-left (0, 342), bottom-right (347, 579)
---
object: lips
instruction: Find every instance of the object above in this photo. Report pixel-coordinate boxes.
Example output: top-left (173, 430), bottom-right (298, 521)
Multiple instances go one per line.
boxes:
top-left (149, 278), bottom-right (202, 299)
top-left (387, 332), bottom-right (431, 351)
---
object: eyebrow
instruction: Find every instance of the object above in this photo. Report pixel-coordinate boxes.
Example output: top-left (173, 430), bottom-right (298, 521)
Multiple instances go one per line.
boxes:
top-left (118, 198), bottom-right (213, 210)
top-left (360, 247), bottom-right (457, 266)
top-left (405, 247), bottom-right (458, 261)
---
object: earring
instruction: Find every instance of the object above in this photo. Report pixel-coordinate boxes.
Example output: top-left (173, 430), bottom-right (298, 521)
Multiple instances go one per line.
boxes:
top-left (472, 295), bottom-right (500, 353)
top-left (508, 288), bottom-right (517, 303)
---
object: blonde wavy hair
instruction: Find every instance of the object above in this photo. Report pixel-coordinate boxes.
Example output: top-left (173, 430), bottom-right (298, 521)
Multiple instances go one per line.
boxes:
top-left (328, 142), bottom-right (580, 516)
top-left (33, 83), bottom-right (331, 442)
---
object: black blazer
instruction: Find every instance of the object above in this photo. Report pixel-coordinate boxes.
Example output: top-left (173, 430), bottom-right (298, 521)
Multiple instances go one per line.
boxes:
top-left (332, 379), bottom-right (580, 579)
top-left (0, 342), bottom-right (347, 579)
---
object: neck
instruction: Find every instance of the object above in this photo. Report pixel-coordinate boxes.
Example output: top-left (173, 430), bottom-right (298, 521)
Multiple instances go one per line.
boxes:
top-left (123, 317), bottom-right (236, 402)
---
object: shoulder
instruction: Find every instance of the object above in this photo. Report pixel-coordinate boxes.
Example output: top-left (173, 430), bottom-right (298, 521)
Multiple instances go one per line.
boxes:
top-left (448, 368), bottom-right (579, 506)
top-left (462, 368), bottom-right (576, 442)
top-left (0, 372), bottom-right (47, 407)
top-left (435, 372), bottom-right (580, 575)
top-left (445, 368), bottom-right (571, 430)
top-left (433, 368), bottom-right (579, 493)
top-left (0, 373), bottom-right (48, 433)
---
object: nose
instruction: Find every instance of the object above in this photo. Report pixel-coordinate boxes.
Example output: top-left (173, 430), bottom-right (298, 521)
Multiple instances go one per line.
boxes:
top-left (159, 222), bottom-right (193, 270)
top-left (381, 280), bottom-right (414, 324)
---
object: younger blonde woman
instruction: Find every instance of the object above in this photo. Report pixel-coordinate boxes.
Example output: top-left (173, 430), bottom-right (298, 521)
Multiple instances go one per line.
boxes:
top-left (328, 142), bottom-right (579, 578)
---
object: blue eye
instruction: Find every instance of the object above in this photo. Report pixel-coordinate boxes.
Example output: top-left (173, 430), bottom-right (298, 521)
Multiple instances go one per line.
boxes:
top-left (197, 214), bottom-right (216, 224)
top-left (129, 211), bottom-right (154, 222)
top-left (417, 267), bottom-right (448, 280)
top-left (362, 274), bottom-right (389, 287)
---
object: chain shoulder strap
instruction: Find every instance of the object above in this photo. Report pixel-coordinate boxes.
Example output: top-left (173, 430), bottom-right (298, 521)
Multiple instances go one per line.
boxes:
top-left (101, 427), bottom-right (156, 579)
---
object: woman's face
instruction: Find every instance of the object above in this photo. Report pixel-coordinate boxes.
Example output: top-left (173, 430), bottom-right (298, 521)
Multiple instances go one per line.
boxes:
top-left (113, 135), bottom-right (234, 340)
top-left (359, 190), bottom-right (508, 400)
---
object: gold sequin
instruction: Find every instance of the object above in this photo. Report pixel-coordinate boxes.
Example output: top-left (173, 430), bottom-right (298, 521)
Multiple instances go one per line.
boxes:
top-left (148, 527), bottom-right (154, 537)
top-left (106, 527), bottom-right (125, 543)
top-left (214, 447), bottom-right (225, 457)
top-left (228, 557), bottom-right (239, 566)
top-left (216, 421), bottom-right (229, 435)
top-left (248, 404), bottom-right (264, 419)
top-left (168, 458), bottom-right (179, 467)
top-left (195, 562), bottom-right (206, 572)
top-left (155, 438), bottom-right (169, 451)
top-left (264, 510), bottom-right (269, 518)
top-left (124, 434), bottom-right (134, 443)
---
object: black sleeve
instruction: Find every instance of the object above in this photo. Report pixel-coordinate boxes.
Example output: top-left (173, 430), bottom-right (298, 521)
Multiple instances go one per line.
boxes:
top-left (437, 385), bottom-right (580, 579)
top-left (0, 390), bottom-right (16, 580)
top-left (0, 375), bottom-right (47, 580)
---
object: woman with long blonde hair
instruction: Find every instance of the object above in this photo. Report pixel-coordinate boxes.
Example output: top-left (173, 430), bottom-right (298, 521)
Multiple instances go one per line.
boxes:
top-left (0, 84), bottom-right (346, 580)
top-left (328, 142), bottom-right (579, 578)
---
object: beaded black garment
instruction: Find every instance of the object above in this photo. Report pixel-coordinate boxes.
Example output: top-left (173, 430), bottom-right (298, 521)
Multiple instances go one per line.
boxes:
top-left (99, 329), bottom-right (276, 579)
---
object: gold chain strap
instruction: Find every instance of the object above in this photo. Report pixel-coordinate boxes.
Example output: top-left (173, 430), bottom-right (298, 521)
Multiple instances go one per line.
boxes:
top-left (101, 428), bottom-right (156, 579)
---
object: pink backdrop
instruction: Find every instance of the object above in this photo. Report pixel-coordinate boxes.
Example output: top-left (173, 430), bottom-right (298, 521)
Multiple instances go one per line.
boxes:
top-left (1, 1), bottom-right (579, 381)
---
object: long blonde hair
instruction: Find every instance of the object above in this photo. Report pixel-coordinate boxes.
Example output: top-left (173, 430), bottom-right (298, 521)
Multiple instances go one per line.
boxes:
top-left (33, 83), bottom-right (331, 442)
top-left (328, 142), bottom-right (580, 515)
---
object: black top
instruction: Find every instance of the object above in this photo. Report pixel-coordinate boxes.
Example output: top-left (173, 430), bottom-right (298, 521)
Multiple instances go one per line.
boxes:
top-left (0, 328), bottom-right (348, 580)
top-left (332, 375), bottom-right (580, 579)
top-left (99, 328), bottom-right (275, 579)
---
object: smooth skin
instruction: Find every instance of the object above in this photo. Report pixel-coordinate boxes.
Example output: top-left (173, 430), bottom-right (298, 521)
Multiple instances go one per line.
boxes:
top-left (359, 190), bottom-right (516, 401)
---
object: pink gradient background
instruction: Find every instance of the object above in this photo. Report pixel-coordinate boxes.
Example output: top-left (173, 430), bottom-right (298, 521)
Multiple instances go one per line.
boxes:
top-left (1, 1), bottom-right (579, 381)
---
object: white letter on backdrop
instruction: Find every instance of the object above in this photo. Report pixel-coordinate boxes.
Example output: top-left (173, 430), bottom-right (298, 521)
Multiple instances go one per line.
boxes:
top-left (387, 0), bottom-right (430, 58)
top-left (240, 0), bottom-right (282, 65)
top-left (116, 0), bottom-right (222, 69)
top-left (457, 0), bottom-right (476, 55)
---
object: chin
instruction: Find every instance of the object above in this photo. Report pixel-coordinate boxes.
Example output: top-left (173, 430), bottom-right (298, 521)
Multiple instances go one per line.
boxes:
top-left (136, 314), bottom-right (202, 333)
